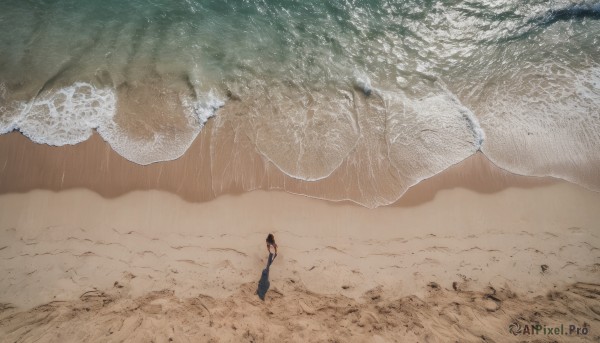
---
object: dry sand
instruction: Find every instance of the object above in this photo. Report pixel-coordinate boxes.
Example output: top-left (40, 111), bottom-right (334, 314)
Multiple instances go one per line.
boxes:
top-left (0, 185), bottom-right (599, 342)
top-left (0, 133), bottom-right (599, 342)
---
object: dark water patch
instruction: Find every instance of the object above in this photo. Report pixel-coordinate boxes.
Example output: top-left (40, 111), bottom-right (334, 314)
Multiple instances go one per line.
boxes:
top-left (540, 3), bottom-right (600, 25)
top-left (501, 3), bottom-right (600, 43)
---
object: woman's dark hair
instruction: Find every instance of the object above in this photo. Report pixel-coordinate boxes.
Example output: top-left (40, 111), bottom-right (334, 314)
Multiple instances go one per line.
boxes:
top-left (266, 233), bottom-right (275, 244)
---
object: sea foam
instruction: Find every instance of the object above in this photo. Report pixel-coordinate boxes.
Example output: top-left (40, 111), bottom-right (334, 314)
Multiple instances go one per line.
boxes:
top-left (0, 82), bottom-right (226, 166)
top-left (182, 90), bottom-right (225, 127)
top-left (0, 83), bottom-right (116, 146)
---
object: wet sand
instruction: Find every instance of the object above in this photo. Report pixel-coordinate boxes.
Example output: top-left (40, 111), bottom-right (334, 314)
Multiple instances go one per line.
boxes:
top-left (0, 130), bottom-right (555, 207)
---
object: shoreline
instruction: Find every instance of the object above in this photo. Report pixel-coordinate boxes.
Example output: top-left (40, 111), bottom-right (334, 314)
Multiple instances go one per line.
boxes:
top-left (0, 131), bottom-right (567, 208)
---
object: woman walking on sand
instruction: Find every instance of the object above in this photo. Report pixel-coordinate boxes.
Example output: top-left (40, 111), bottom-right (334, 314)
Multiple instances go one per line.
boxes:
top-left (258, 234), bottom-right (278, 300)
top-left (266, 233), bottom-right (277, 257)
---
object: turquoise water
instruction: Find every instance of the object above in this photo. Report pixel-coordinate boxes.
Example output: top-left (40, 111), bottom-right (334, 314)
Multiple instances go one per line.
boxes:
top-left (0, 0), bottom-right (599, 205)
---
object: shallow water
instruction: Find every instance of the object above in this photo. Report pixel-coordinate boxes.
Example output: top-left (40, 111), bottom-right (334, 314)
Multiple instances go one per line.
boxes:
top-left (0, 0), bottom-right (598, 206)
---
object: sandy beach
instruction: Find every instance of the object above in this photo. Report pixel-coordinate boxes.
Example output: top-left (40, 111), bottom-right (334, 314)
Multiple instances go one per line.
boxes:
top-left (1, 1), bottom-right (599, 341)
top-left (0, 131), bottom-right (599, 342)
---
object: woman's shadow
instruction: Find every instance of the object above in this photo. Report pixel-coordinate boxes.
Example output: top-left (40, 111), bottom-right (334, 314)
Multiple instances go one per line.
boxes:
top-left (256, 253), bottom-right (276, 300)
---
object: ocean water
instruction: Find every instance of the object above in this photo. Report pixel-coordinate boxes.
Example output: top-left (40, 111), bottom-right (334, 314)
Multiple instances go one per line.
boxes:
top-left (0, 0), bottom-right (599, 205)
